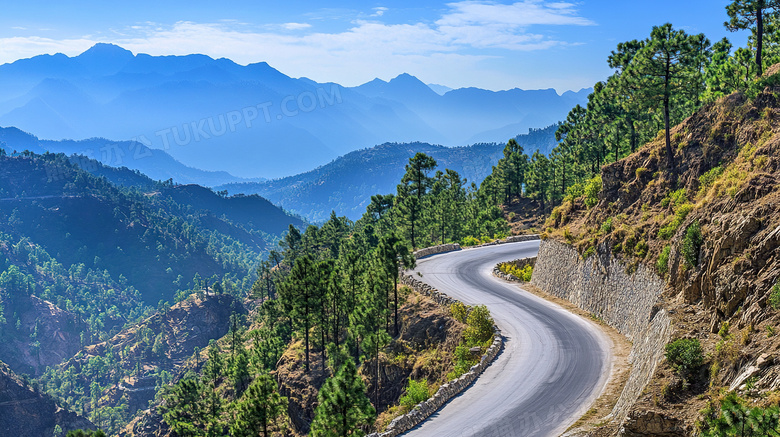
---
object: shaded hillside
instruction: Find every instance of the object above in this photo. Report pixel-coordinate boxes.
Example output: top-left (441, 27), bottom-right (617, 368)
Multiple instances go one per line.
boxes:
top-left (219, 127), bottom-right (557, 222)
top-left (545, 82), bottom-right (780, 432)
top-left (0, 154), bottom-right (243, 303)
top-left (162, 184), bottom-right (304, 236)
top-left (0, 361), bottom-right (95, 436)
top-left (0, 44), bottom-right (586, 178)
top-left (0, 126), bottom-right (258, 187)
top-left (0, 152), bottom-right (301, 380)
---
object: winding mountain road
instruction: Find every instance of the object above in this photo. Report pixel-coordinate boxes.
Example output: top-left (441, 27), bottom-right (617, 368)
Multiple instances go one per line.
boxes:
top-left (404, 241), bottom-right (611, 437)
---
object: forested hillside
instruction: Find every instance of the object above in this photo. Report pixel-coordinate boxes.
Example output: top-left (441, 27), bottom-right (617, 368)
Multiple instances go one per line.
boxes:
top-left (0, 152), bottom-right (301, 380)
top-left (218, 125), bottom-right (557, 222)
top-left (121, 150), bottom-right (512, 436)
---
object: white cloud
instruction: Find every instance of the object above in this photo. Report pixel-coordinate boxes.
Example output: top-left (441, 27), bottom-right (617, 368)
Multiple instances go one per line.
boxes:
top-left (438, 1), bottom-right (595, 27)
top-left (282, 22), bottom-right (312, 31)
top-left (0, 1), bottom-right (594, 89)
top-left (372, 7), bottom-right (389, 17)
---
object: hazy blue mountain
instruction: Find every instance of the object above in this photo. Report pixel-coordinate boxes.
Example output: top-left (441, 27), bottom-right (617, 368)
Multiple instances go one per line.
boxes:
top-left (0, 44), bottom-right (588, 179)
top-left (218, 126), bottom-right (558, 222)
top-left (0, 126), bottom-right (261, 187)
top-left (427, 83), bottom-right (454, 95)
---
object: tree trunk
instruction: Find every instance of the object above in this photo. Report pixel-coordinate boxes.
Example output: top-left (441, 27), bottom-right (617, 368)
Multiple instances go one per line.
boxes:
top-left (664, 57), bottom-right (675, 168)
top-left (630, 121), bottom-right (636, 153)
top-left (393, 275), bottom-right (399, 337)
top-left (304, 314), bottom-right (310, 373)
top-left (757, 7), bottom-right (764, 77)
top-left (321, 328), bottom-right (326, 370)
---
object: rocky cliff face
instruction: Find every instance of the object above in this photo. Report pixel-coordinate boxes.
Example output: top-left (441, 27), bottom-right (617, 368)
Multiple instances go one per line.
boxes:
top-left (0, 294), bottom-right (83, 376)
top-left (543, 82), bottom-right (780, 432)
top-left (0, 361), bottom-right (94, 435)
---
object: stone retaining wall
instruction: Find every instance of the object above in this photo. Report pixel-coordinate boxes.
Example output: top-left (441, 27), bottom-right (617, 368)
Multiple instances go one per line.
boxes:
top-left (365, 274), bottom-right (503, 437)
top-left (530, 239), bottom-right (672, 421)
top-left (413, 243), bottom-right (461, 259)
top-left (466, 234), bottom-right (540, 249)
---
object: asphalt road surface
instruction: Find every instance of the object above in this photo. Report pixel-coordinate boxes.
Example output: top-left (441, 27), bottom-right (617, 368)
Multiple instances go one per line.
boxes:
top-left (404, 241), bottom-right (611, 437)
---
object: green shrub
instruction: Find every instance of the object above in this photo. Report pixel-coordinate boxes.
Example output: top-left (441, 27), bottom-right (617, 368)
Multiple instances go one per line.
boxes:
top-left (583, 246), bottom-right (596, 259)
top-left (498, 263), bottom-right (533, 281)
top-left (450, 302), bottom-right (467, 323)
top-left (447, 345), bottom-right (478, 380)
top-left (635, 167), bottom-right (649, 179)
top-left (698, 166), bottom-right (724, 194)
top-left (461, 236), bottom-right (481, 247)
top-left (634, 239), bottom-right (649, 259)
top-left (464, 305), bottom-right (494, 347)
top-left (658, 203), bottom-right (694, 240)
top-left (681, 220), bottom-right (703, 268)
top-left (600, 217), bottom-right (613, 234)
top-left (583, 175), bottom-right (602, 208)
top-left (770, 281), bottom-right (780, 310)
top-left (657, 245), bottom-right (671, 274)
top-left (665, 338), bottom-right (703, 374)
top-left (563, 182), bottom-right (585, 203)
top-left (399, 379), bottom-right (431, 411)
top-left (661, 188), bottom-right (688, 208)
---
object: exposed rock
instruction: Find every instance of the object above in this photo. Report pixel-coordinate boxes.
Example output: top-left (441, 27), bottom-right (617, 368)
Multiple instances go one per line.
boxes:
top-left (0, 361), bottom-right (94, 436)
top-left (0, 294), bottom-right (83, 376)
top-left (620, 410), bottom-right (686, 436)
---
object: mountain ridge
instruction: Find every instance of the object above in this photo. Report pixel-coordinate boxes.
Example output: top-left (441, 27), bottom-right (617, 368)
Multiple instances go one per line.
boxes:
top-left (0, 44), bottom-right (589, 178)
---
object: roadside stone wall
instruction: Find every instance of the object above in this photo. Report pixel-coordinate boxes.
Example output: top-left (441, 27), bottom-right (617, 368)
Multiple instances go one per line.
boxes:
top-left (413, 243), bottom-right (461, 258)
top-left (365, 274), bottom-right (503, 437)
top-left (531, 239), bottom-right (671, 421)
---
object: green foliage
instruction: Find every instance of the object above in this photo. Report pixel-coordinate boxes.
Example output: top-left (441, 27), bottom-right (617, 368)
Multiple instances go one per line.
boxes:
top-left (230, 372), bottom-right (287, 437)
top-left (601, 217), bottom-right (613, 234)
top-left (658, 201), bottom-right (694, 240)
top-left (583, 175), bottom-right (602, 208)
top-left (770, 281), bottom-right (780, 310)
top-left (661, 189), bottom-right (689, 208)
top-left (665, 338), bottom-right (704, 374)
top-left (399, 378), bottom-right (431, 411)
top-left (447, 344), bottom-right (479, 381)
top-left (682, 220), bottom-right (704, 268)
top-left (310, 357), bottom-right (375, 437)
top-left (699, 391), bottom-right (780, 436)
top-left (497, 263), bottom-right (533, 281)
top-left (464, 305), bottom-right (494, 347)
top-left (698, 166), bottom-right (725, 194)
top-left (160, 376), bottom-right (215, 437)
top-left (449, 302), bottom-right (467, 323)
top-left (66, 431), bottom-right (107, 437)
top-left (657, 245), bottom-right (671, 274)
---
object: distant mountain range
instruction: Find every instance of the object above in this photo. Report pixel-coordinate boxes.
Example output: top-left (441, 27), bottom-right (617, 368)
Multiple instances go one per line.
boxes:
top-left (0, 43), bottom-right (589, 179)
top-left (218, 125), bottom-right (559, 222)
top-left (0, 126), bottom-right (261, 187)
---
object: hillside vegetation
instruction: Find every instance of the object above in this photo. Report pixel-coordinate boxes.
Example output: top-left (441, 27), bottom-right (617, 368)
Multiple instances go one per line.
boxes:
top-left (532, 6), bottom-right (780, 432)
top-left (218, 125), bottom-right (558, 222)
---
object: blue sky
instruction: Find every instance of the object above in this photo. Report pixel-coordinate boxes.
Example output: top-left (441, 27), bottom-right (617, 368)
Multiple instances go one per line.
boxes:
top-left (0, 1), bottom-right (748, 92)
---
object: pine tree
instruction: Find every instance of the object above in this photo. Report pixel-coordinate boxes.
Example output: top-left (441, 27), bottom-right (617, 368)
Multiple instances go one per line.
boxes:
top-left (230, 372), bottom-right (287, 437)
top-left (161, 376), bottom-right (210, 437)
top-left (378, 232), bottom-right (414, 336)
top-left (395, 153), bottom-right (437, 248)
top-left (725, 0), bottom-right (780, 76)
top-left (310, 356), bottom-right (375, 437)
top-left (626, 24), bottom-right (709, 168)
top-left (279, 256), bottom-right (319, 372)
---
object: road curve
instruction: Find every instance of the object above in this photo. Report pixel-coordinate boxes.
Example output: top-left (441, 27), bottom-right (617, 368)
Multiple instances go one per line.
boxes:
top-left (404, 241), bottom-right (611, 437)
